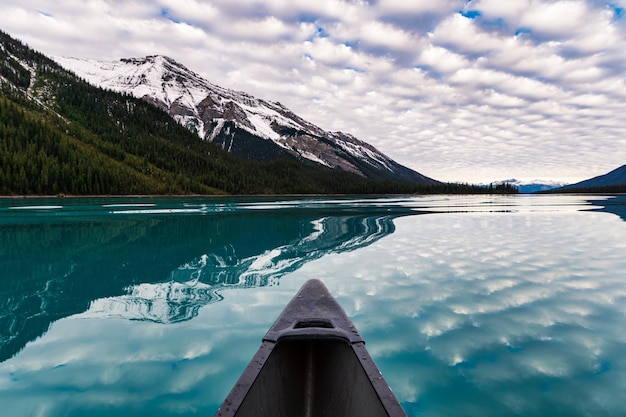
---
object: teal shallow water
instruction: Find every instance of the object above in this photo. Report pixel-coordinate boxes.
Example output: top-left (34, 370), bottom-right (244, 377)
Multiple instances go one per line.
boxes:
top-left (1, 195), bottom-right (625, 416)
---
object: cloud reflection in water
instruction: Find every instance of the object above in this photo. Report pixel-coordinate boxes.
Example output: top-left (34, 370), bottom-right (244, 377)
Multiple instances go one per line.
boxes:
top-left (288, 204), bottom-right (626, 416)
top-left (1, 195), bottom-right (626, 417)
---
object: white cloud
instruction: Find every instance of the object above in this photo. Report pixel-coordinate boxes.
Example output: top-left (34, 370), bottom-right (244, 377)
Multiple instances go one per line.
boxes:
top-left (360, 21), bottom-right (417, 51)
top-left (418, 45), bottom-right (470, 74)
top-left (432, 13), bottom-right (503, 54)
top-left (304, 37), bottom-right (356, 67)
top-left (157, 0), bottom-right (221, 23)
top-left (470, 0), bottom-right (532, 22)
top-left (376, 0), bottom-right (464, 15)
top-left (519, 1), bottom-right (591, 38)
top-left (0, 0), bottom-right (625, 183)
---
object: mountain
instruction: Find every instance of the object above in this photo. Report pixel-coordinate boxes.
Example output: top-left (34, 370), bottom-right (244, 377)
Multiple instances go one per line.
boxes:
top-left (53, 55), bottom-right (437, 185)
top-left (552, 165), bottom-right (626, 193)
top-left (1, 29), bottom-right (445, 195)
top-left (499, 179), bottom-right (567, 193)
top-left (559, 165), bottom-right (626, 191)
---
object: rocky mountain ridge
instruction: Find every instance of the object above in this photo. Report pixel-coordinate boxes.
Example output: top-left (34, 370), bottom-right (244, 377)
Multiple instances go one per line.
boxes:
top-left (54, 55), bottom-right (437, 184)
top-left (3, 27), bottom-right (443, 196)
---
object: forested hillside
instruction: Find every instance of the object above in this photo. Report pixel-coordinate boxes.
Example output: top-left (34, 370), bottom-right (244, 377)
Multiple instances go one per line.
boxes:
top-left (0, 30), bottom-right (516, 196)
top-left (545, 165), bottom-right (626, 194)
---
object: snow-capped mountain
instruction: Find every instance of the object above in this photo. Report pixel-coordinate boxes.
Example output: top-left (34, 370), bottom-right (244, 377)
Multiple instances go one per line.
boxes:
top-left (498, 179), bottom-right (568, 193)
top-left (54, 55), bottom-right (437, 184)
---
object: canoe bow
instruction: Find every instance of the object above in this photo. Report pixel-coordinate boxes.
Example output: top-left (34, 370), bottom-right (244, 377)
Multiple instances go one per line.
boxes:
top-left (215, 279), bottom-right (407, 417)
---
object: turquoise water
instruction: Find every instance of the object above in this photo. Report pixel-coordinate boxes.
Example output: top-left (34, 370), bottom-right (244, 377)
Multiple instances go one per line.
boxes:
top-left (1, 195), bottom-right (626, 416)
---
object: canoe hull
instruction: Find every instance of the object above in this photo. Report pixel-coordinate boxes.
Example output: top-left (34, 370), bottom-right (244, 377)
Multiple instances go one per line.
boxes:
top-left (215, 279), bottom-right (407, 417)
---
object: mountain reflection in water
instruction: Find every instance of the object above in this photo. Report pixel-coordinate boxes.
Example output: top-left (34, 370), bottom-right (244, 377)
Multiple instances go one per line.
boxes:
top-left (0, 197), bottom-right (418, 362)
top-left (588, 195), bottom-right (626, 222)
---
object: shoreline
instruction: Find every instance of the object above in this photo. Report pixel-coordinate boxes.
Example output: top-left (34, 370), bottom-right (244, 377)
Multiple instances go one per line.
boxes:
top-left (0, 193), bottom-right (418, 199)
top-left (2, 193), bottom-right (624, 199)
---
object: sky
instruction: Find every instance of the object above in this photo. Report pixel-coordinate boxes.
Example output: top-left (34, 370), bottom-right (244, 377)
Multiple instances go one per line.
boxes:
top-left (1, 0), bottom-right (626, 184)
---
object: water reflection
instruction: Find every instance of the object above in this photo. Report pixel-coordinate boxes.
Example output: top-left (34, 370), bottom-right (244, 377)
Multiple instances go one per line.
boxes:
top-left (284, 197), bottom-right (626, 417)
top-left (1, 195), bottom-right (626, 417)
top-left (0, 197), bottom-right (416, 362)
top-left (588, 195), bottom-right (626, 222)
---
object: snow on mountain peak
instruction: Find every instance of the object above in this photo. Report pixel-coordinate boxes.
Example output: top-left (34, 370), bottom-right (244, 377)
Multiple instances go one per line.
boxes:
top-left (53, 55), bottom-right (437, 184)
top-left (498, 178), bottom-right (568, 193)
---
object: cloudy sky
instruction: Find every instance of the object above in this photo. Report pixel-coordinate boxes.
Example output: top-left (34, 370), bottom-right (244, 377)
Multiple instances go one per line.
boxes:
top-left (1, 0), bottom-right (625, 183)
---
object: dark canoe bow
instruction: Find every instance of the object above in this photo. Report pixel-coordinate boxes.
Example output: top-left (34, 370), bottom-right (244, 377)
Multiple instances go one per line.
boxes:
top-left (215, 279), bottom-right (407, 417)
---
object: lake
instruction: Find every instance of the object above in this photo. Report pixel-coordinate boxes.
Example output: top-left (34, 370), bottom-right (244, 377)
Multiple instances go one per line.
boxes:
top-left (1, 194), bottom-right (626, 417)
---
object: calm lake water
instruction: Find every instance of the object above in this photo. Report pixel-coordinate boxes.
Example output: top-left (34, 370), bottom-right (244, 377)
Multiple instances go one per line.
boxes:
top-left (1, 195), bottom-right (626, 417)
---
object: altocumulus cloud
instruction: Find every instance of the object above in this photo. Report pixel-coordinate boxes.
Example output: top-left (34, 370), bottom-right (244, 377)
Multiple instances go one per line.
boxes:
top-left (1, 0), bottom-right (626, 183)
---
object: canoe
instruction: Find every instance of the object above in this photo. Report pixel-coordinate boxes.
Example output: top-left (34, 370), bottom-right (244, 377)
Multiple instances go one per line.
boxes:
top-left (215, 279), bottom-right (407, 417)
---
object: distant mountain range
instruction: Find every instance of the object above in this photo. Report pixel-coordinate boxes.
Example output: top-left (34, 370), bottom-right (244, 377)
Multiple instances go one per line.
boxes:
top-left (498, 179), bottom-right (568, 193)
top-left (54, 55), bottom-right (436, 185)
top-left (499, 165), bottom-right (626, 194)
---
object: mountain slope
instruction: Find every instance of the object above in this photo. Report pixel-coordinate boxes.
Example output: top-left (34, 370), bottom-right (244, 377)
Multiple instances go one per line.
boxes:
top-left (563, 165), bottom-right (626, 188)
top-left (54, 55), bottom-right (437, 185)
top-left (2, 29), bottom-right (445, 195)
top-left (553, 165), bottom-right (626, 193)
top-left (0, 32), bottom-right (200, 195)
